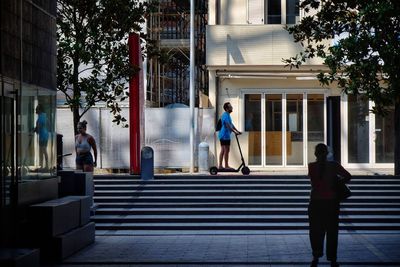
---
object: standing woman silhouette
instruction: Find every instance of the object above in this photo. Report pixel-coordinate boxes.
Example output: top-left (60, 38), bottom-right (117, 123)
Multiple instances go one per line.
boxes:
top-left (75, 120), bottom-right (97, 172)
top-left (308, 143), bottom-right (351, 267)
top-left (34, 104), bottom-right (49, 170)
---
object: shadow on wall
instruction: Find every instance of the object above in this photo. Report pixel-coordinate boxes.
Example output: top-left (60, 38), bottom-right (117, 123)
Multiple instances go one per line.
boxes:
top-left (227, 34), bottom-right (245, 64)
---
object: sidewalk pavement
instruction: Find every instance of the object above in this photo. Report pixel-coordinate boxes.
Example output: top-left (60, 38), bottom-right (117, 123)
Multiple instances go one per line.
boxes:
top-left (46, 230), bottom-right (400, 267)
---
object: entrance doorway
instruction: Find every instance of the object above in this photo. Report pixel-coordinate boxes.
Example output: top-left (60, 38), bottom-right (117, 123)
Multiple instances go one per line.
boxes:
top-left (344, 94), bottom-right (394, 167)
top-left (243, 91), bottom-right (325, 168)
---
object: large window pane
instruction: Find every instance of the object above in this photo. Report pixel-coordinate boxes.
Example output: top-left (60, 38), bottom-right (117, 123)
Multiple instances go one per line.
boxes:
top-left (245, 94), bottom-right (262, 165)
top-left (267, 0), bottom-right (281, 24)
top-left (19, 87), bottom-right (56, 181)
top-left (1, 93), bottom-right (14, 206)
top-left (286, 0), bottom-right (299, 24)
top-left (307, 94), bottom-right (324, 163)
top-left (348, 95), bottom-right (369, 163)
top-left (265, 94), bottom-right (282, 165)
top-left (287, 94), bottom-right (303, 165)
top-left (375, 108), bottom-right (394, 163)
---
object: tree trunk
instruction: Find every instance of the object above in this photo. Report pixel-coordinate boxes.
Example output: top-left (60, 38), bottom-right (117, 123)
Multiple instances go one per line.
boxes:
top-left (73, 107), bottom-right (80, 136)
top-left (395, 101), bottom-right (400, 176)
top-left (72, 52), bottom-right (80, 136)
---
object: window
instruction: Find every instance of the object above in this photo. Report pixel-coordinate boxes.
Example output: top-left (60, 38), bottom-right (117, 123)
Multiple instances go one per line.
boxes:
top-left (286, 0), bottom-right (299, 24)
top-left (267, 0), bottom-right (281, 24)
top-left (248, 0), bottom-right (300, 24)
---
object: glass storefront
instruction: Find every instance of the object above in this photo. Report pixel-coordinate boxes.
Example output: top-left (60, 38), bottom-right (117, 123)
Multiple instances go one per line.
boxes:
top-left (244, 92), bottom-right (325, 167)
top-left (242, 91), bottom-right (394, 169)
top-left (19, 86), bottom-right (57, 180)
top-left (1, 0), bottom-right (57, 247)
top-left (1, 83), bottom-right (57, 186)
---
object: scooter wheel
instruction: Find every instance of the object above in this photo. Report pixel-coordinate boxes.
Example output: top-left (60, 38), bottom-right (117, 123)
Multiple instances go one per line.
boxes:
top-left (241, 166), bottom-right (250, 175)
top-left (210, 166), bottom-right (218, 175)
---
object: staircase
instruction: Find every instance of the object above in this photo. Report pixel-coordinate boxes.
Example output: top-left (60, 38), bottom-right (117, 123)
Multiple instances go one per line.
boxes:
top-left (92, 175), bottom-right (400, 231)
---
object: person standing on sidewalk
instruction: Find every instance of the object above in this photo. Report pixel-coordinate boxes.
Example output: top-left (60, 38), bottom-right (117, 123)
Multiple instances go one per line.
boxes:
top-left (75, 120), bottom-right (97, 172)
top-left (307, 143), bottom-right (351, 267)
top-left (218, 102), bottom-right (241, 169)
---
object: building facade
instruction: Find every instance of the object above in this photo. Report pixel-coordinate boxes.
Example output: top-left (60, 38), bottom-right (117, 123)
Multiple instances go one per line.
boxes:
top-left (207, 0), bottom-right (395, 172)
top-left (0, 0), bottom-right (58, 246)
top-left (146, 0), bottom-right (208, 107)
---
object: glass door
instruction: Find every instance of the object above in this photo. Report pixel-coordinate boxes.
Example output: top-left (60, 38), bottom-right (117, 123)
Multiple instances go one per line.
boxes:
top-left (244, 91), bottom-right (325, 168)
top-left (375, 108), bottom-right (395, 163)
top-left (265, 94), bottom-right (282, 165)
top-left (347, 95), bottom-right (370, 163)
top-left (286, 94), bottom-right (304, 165)
top-left (244, 94), bottom-right (262, 165)
top-left (345, 94), bottom-right (394, 167)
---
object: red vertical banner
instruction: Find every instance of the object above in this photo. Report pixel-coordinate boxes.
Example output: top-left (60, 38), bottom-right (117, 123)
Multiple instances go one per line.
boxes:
top-left (128, 33), bottom-right (141, 174)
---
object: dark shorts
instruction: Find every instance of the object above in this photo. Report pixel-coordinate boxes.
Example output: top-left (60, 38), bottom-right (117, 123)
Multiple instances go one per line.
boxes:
top-left (220, 139), bottom-right (231, 146)
top-left (76, 153), bottom-right (94, 165)
top-left (39, 139), bottom-right (48, 147)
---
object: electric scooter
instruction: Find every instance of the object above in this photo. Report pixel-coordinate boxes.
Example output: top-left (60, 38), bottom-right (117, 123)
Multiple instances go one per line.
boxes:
top-left (209, 133), bottom-right (250, 175)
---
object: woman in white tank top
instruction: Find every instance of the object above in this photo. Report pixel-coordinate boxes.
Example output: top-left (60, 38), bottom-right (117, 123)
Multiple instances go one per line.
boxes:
top-left (75, 120), bottom-right (97, 172)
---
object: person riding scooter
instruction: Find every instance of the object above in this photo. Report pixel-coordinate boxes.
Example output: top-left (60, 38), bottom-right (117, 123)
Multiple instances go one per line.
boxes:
top-left (218, 102), bottom-right (241, 170)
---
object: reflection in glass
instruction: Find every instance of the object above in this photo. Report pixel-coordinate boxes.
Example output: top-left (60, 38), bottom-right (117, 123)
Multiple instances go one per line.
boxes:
top-left (375, 108), bottom-right (394, 163)
top-left (286, 0), bottom-right (299, 24)
top-left (307, 94), bottom-right (324, 163)
top-left (268, 0), bottom-right (281, 24)
top-left (348, 95), bottom-right (369, 163)
top-left (286, 94), bottom-right (303, 165)
top-left (265, 94), bottom-right (282, 165)
top-left (245, 94), bottom-right (261, 165)
top-left (19, 87), bottom-right (56, 180)
top-left (1, 95), bottom-right (14, 206)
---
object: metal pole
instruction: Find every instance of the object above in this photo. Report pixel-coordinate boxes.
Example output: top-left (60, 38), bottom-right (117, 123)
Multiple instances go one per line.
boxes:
top-left (189, 0), bottom-right (195, 173)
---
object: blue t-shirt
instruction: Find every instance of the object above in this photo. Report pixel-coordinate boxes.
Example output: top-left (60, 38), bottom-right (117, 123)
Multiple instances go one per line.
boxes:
top-left (218, 111), bottom-right (233, 140)
top-left (37, 113), bottom-right (49, 143)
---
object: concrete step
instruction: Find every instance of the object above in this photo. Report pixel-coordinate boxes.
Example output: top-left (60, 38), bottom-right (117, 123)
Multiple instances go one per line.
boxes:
top-left (93, 178), bottom-right (400, 185)
top-left (92, 175), bottom-right (400, 231)
top-left (94, 184), bottom-right (400, 191)
top-left (93, 222), bottom-right (400, 231)
top-left (94, 189), bottom-right (400, 197)
top-left (94, 175), bottom-right (399, 180)
top-left (95, 202), bottom-right (400, 209)
top-left (92, 214), bottom-right (400, 223)
top-left (93, 195), bottom-right (400, 203)
top-left (95, 207), bottom-right (400, 215)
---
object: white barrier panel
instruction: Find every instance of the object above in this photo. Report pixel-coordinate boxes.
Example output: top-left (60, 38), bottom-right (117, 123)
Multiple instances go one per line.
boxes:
top-left (145, 108), bottom-right (215, 168)
top-left (57, 107), bottom-right (215, 169)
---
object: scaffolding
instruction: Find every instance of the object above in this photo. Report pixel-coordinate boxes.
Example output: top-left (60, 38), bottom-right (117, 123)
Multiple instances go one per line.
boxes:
top-left (147, 0), bottom-right (208, 107)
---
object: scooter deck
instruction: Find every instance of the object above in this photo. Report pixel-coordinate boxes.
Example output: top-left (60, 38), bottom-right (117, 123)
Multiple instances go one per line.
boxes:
top-left (217, 167), bottom-right (239, 172)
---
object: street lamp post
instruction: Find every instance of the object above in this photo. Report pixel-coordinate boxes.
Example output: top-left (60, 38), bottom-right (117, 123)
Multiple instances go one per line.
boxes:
top-left (189, 0), bottom-right (195, 173)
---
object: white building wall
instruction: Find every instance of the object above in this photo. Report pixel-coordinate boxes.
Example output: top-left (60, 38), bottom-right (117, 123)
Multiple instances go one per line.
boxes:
top-left (219, 0), bottom-right (248, 25)
top-left (207, 25), bottom-right (324, 66)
